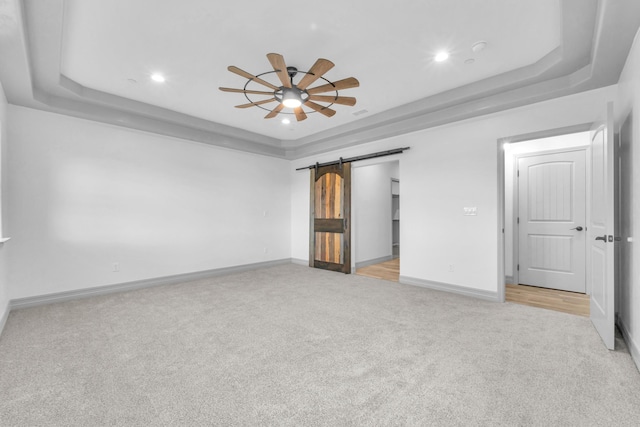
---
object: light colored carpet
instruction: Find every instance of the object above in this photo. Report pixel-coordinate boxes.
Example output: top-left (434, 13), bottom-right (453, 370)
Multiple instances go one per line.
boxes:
top-left (1, 264), bottom-right (639, 426)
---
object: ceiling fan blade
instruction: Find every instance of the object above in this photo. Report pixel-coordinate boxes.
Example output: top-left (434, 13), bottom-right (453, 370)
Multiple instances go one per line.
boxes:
top-left (235, 98), bottom-right (277, 109)
top-left (219, 87), bottom-right (275, 96)
top-left (303, 101), bottom-right (336, 117)
top-left (266, 53), bottom-right (291, 88)
top-left (294, 107), bottom-right (307, 121)
top-left (264, 104), bottom-right (285, 119)
top-left (296, 58), bottom-right (335, 90)
top-left (308, 95), bottom-right (357, 106)
top-left (306, 77), bottom-right (360, 95)
top-left (227, 66), bottom-right (279, 90)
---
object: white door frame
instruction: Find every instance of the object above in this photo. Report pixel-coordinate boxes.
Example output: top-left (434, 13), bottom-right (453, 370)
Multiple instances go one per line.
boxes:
top-left (513, 147), bottom-right (590, 294)
top-left (497, 123), bottom-right (593, 302)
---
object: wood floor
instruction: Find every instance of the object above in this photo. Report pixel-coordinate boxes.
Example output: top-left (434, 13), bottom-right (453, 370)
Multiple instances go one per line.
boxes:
top-left (356, 259), bottom-right (589, 317)
top-left (506, 283), bottom-right (590, 317)
top-left (356, 258), bottom-right (400, 282)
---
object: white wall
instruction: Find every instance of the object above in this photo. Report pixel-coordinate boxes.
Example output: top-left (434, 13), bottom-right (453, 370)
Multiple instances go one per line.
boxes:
top-left (7, 106), bottom-right (291, 299)
top-left (353, 161), bottom-right (397, 265)
top-left (504, 132), bottom-right (591, 278)
top-left (0, 81), bottom-right (9, 326)
top-left (291, 86), bottom-right (616, 297)
top-left (615, 28), bottom-right (640, 369)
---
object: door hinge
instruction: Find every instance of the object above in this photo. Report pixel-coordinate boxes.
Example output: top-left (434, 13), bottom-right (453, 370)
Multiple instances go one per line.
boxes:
top-left (517, 217), bottom-right (520, 224)
top-left (517, 170), bottom-right (520, 177)
top-left (517, 264), bottom-right (520, 271)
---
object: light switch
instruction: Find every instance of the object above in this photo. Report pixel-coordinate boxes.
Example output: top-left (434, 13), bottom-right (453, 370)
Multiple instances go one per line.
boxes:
top-left (464, 207), bottom-right (478, 216)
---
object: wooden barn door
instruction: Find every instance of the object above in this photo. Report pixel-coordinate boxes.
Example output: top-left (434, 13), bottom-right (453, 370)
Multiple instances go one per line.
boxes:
top-left (309, 163), bottom-right (351, 273)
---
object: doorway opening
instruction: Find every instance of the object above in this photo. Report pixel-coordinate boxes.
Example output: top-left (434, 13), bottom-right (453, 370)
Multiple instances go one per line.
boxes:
top-left (352, 160), bottom-right (400, 282)
top-left (503, 130), bottom-right (592, 315)
top-left (499, 105), bottom-right (616, 349)
top-left (392, 178), bottom-right (400, 259)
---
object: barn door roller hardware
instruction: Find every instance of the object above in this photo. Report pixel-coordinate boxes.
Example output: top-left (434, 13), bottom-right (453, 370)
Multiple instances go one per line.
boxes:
top-left (296, 147), bottom-right (410, 171)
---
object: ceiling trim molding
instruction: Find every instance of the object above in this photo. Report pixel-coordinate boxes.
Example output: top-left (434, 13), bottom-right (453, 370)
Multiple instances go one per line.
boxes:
top-left (2, 0), bottom-right (639, 160)
top-left (32, 86), bottom-right (287, 158)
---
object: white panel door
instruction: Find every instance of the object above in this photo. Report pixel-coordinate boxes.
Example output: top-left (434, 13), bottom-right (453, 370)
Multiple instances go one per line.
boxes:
top-left (589, 103), bottom-right (615, 350)
top-left (518, 150), bottom-right (586, 292)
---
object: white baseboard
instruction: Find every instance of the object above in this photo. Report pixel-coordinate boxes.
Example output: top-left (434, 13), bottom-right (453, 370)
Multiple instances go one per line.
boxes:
top-left (505, 276), bottom-right (515, 284)
top-left (399, 275), bottom-right (500, 302)
top-left (618, 318), bottom-right (640, 373)
top-left (10, 259), bottom-right (292, 311)
top-left (355, 255), bottom-right (393, 269)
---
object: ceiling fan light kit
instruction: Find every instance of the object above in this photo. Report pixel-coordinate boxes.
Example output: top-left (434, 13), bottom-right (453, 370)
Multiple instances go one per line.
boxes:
top-left (281, 92), bottom-right (302, 108)
top-left (219, 53), bottom-right (359, 122)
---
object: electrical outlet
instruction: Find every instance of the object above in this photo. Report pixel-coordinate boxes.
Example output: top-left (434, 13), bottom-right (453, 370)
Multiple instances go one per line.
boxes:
top-left (263, 247), bottom-right (268, 254)
top-left (112, 262), bottom-right (120, 272)
top-left (449, 264), bottom-right (454, 272)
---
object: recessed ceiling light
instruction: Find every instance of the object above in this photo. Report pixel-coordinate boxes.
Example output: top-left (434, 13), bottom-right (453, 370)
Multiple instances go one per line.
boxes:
top-left (464, 58), bottom-right (475, 65)
top-left (281, 118), bottom-right (291, 125)
top-left (434, 51), bottom-right (449, 62)
top-left (151, 73), bottom-right (166, 83)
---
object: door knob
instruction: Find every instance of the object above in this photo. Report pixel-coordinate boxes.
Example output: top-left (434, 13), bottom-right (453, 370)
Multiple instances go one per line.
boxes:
top-left (571, 226), bottom-right (583, 231)
top-left (595, 235), bottom-right (607, 242)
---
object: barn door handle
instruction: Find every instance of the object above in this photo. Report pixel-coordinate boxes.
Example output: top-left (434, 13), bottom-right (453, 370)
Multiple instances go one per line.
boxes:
top-left (571, 226), bottom-right (583, 231)
top-left (595, 235), bottom-right (607, 242)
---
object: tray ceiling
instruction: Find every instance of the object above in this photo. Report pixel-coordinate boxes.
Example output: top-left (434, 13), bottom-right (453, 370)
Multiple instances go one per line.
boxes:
top-left (1, 0), bottom-right (640, 158)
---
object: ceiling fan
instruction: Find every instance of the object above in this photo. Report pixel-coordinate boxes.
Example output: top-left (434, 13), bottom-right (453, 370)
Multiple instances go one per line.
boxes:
top-left (219, 53), bottom-right (359, 122)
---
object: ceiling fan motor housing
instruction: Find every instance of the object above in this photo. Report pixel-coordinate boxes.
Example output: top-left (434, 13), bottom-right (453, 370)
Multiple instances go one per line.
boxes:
top-left (287, 66), bottom-right (298, 79)
top-left (275, 87), bottom-right (309, 105)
